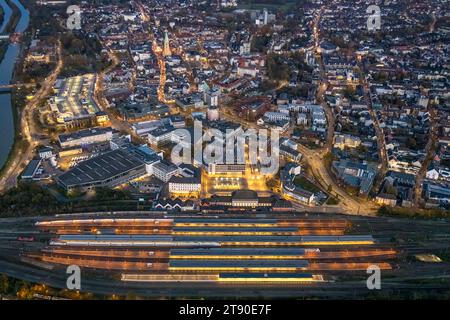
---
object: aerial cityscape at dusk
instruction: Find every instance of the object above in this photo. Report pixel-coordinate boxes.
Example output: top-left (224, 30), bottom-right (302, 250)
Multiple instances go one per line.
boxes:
top-left (0, 0), bottom-right (449, 304)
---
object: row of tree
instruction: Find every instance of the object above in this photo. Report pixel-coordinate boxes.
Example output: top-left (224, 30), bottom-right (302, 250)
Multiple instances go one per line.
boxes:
top-left (0, 183), bottom-right (133, 217)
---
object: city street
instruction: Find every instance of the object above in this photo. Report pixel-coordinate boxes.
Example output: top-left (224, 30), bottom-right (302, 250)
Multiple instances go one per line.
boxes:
top-left (0, 41), bottom-right (63, 192)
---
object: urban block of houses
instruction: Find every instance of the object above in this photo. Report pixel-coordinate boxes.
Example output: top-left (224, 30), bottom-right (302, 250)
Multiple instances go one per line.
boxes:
top-left (334, 133), bottom-right (362, 150)
top-left (332, 159), bottom-right (377, 195)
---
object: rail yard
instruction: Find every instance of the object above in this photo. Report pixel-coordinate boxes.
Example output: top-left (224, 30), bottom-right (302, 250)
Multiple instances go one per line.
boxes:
top-left (0, 212), bottom-right (449, 298)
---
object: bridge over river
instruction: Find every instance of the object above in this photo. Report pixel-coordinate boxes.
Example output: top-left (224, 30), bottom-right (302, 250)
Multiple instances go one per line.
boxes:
top-left (0, 82), bottom-right (36, 93)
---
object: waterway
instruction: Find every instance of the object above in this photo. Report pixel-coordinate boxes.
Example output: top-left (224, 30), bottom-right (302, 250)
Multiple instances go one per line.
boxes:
top-left (0, 0), bottom-right (29, 170)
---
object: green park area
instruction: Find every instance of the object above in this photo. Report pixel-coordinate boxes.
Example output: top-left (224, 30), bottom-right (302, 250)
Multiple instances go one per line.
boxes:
top-left (293, 175), bottom-right (321, 193)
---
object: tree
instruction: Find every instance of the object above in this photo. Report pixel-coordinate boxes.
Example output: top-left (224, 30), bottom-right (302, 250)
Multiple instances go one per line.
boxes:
top-left (126, 291), bottom-right (138, 300)
top-left (266, 178), bottom-right (279, 190)
top-left (70, 38), bottom-right (84, 54)
top-left (266, 54), bottom-right (291, 82)
top-left (357, 144), bottom-right (369, 154)
top-left (323, 152), bottom-right (335, 163)
top-left (251, 35), bottom-right (270, 53)
top-left (343, 86), bottom-right (356, 99)
top-left (0, 274), bottom-right (10, 294)
top-left (94, 187), bottom-right (132, 201)
top-left (406, 137), bottom-right (417, 150)
top-left (386, 185), bottom-right (398, 196)
top-left (261, 80), bottom-right (277, 92)
top-left (0, 183), bottom-right (61, 217)
top-left (68, 186), bottom-right (83, 199)
top-left (16, 280), bottom-right (33, 299)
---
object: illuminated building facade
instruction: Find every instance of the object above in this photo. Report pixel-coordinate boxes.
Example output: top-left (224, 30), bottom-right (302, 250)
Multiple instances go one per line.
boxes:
top-left (208, 163), bottom-right (246, 176)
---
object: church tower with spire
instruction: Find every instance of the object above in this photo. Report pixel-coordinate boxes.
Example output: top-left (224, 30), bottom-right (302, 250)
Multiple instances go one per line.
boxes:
top-left (163, 31), bottom-right (172, 56)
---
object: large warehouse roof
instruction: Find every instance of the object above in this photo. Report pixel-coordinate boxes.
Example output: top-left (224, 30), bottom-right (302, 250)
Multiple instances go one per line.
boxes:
top-left (57, 149), bottom-right (145, 187)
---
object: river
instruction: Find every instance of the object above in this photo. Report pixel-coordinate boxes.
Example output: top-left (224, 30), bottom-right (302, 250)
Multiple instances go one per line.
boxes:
top-left (0, 0), bottom-right (29, 170)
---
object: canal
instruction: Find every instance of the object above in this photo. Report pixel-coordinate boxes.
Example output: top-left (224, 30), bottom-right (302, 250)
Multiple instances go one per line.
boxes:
top-left (0, 0), bottom-right (29, 170)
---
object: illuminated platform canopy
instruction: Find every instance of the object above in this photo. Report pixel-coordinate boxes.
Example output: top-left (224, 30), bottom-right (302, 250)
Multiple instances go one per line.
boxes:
top-left (30, 215), bottom-right (394, 284)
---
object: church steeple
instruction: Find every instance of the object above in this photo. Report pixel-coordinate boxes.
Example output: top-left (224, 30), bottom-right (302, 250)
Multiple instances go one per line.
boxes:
top-left (163, 31), bottom-right (171, 56)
